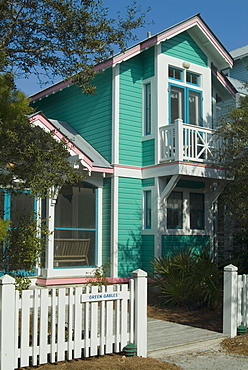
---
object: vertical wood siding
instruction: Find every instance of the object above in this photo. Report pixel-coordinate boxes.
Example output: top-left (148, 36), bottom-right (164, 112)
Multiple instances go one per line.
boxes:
top-left (142, 139), bottom-right (155, 166)
top-left (32, 69), bottom-right (112, 162)
top-left (119, 57), bottom-right (143, 166)
top-left (102, 178), bottom-right (111, 265)
top-left (118, 177), bottom-right (142, 277)
top-left (162, 31), bottom-right (208, 67)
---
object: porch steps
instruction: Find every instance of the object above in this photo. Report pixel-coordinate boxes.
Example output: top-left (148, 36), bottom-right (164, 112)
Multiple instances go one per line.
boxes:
top-left (147, 318), bottom-right (227, 357)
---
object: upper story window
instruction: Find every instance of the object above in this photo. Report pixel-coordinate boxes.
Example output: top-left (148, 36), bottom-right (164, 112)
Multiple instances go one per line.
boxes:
top-left (170, 84), bottom-right (202, 126)
top-left (168, 66), bottom-right (182, 81)
top-left (186, 71), bottom-right (200, 86)
top-left (144, 83), bottom-right (152, 135)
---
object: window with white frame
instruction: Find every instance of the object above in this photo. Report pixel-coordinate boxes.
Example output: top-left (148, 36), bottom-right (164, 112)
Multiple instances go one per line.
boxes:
top-left (168, 67), bottom-right (202, 126)
top-left (167, 191), bottom-right (183, 229)
top-left (190, 193), bottom-right (204, 230)
top-left (144, 190), bottom-right (151, 229)
top-left (144, 83), bottom-right (151, 135)
top-left (169, 84), bottom-right (202, 125)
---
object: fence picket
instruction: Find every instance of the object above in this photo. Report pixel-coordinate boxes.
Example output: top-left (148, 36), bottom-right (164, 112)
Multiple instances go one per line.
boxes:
top-left (57, 288), bottom-right (66, 361)
top-left (0, 270), bottom-right (147, 369)
top-left (50, 288), bottom-right (57, 363)
top-left (39, 289), bottom-right (49, 364)
top-left (32, 289), bottom-right (39, 366)
top-left (106, 285), bottom-right (114, 353)
top-left (114, 284), bottom-right (121, 353)
top-left (84, 286), bottom-right (90, 357)
top-left (74, 287), bottom-right (83, 358)
top-left (99, 285), bottom-right (106, 356)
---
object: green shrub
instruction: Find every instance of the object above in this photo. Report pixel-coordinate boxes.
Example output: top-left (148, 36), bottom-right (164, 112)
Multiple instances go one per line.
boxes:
top-left (152, 247), bottom-right (221, 309)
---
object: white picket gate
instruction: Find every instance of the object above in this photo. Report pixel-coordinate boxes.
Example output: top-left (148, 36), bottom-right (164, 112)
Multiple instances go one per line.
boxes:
top-left (223, 264), bottom-right (248, 338)
top-left (0, 269), bottom-right (147, 370)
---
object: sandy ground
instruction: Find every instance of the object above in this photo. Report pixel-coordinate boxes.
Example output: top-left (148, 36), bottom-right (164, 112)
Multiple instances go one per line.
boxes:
top-left (159, 346), bottom-right (248, 370)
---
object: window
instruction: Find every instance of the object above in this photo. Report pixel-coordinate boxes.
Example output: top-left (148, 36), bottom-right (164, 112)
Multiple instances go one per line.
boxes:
top-left (55, 182), bottom-right (96, 266)
top-left (0, 190), bottom-right (35, 226)
top-left (190, 193), bottom-right (204, 229)
top-left (144, 83), bottom-right (151, 135)
top-left (167, 192), bottom-right (183, 229)
top-left (186, 71), bottom-right (200, 86)
top-left (169, 66), bottom-right (182, 81)
top-left (169, 84), bottom-right (202, 125)
top-left (144, 191), bottom-right (151, 229)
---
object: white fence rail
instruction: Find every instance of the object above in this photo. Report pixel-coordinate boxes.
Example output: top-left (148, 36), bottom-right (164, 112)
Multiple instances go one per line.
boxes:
top-left (160, 119), bottom-right (221, 163)
top-left (223, 264), bottom-right (248, 338)
top-left (0, 269), bottom-right (147, 370)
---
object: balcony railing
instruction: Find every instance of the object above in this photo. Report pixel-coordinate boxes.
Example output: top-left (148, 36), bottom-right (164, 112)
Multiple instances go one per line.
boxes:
top-left (160, 119), bottom-right (221, 163)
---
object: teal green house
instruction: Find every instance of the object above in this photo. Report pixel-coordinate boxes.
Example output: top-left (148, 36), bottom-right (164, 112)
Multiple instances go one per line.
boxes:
top-left (27, 14), bottom-right (236, 285)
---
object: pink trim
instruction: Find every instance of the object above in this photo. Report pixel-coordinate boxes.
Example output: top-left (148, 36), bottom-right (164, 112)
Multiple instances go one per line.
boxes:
top-left (30, 79), bottom-right (72, 102)
top-left (91, 166), bottom-right (114, 174)
top-left (114, 161), bottom-right (225, 171)
top-left (30, 16), bottom-right (233, 103)
top-left (215, 71), bottom-right (236, 97)
top-left (30, 113), bottom-right (94, 168)
top-left (36, 276), bottom-right (131, 286)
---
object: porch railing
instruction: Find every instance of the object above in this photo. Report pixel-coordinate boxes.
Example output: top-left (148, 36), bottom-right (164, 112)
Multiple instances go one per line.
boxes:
top-left (160, 118), bottom-right (222, 163)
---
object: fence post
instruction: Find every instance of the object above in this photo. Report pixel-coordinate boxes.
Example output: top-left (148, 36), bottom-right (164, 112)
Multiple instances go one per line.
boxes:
top-left (0, 274), bottom-right (16, 370)
top-left (132, 269), bottom-right (147, 357)
top-left (223, 264), bottom-right (238, 338)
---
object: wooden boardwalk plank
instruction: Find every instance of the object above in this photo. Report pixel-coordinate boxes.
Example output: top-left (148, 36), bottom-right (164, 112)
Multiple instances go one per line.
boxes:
top-left (147, 318), bottom-right (226, 353)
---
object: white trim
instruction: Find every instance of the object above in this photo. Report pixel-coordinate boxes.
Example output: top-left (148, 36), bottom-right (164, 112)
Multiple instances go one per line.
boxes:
top-left (112, 64), bottom-right (120, 165)
top-left (111, 175), bottom-right (119, 278)
top-left (97, 187), bottom-right (103, 267)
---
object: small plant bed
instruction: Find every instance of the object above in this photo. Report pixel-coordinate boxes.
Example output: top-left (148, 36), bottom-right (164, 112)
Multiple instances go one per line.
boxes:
top-left (24, 353), bottom-right (182, 369)
top-left (221, 333), bottom-right (248, 356)
top-left (147, 304), bottom-right (223, 333)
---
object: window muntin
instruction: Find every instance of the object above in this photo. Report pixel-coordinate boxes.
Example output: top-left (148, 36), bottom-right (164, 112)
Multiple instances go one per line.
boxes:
top-left (167, 191), bottom-right (183, 229)
top-left (144, 190), bottom-right (151, 229)
top-left (186, 71), bottom-right (200, 86)
top-left (190, 193), bottom-right (204, 230)
top-left (169, 67), bottom-right (182, 81)
top-left (144, 83), bottom-right (151, 135)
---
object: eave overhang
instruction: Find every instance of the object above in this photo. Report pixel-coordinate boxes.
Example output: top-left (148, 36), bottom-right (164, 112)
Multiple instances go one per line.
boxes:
top-left (30, 14), bottom-right (233, 103)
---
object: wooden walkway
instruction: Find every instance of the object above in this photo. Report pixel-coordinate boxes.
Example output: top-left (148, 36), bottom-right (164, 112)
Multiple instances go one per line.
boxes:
top-left (147, 318), bottom-right (227, 356)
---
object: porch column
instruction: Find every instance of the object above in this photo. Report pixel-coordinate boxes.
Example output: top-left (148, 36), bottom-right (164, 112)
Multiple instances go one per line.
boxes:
top-left (45, 195), bottom-right (57, 271)
top-left (175, 118), bottom-right (184, 162)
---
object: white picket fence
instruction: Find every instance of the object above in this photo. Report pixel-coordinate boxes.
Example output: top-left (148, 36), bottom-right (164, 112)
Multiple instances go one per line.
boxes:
top-left (223, 264), bottom-right (248, 338)
top-left (0, 269), bottom-right (147, 370)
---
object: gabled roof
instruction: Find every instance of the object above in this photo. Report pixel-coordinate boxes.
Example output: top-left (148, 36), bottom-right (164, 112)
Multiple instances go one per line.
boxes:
top-left (29, 112), bottom-right (113, 174)
top-left (30, 14), bottom-right (233, 102)
top-left (227, 77), bottom-right (248, 95)
top-left (230, 45), bottom-right (248, 60)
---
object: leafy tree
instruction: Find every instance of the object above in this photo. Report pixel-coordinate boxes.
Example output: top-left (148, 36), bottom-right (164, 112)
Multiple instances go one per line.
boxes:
top-left (0, 0), bottom-right (149, 92)
top-left (0, 73), bottom-right (82, 196)
top-left (216, 95), bottom-right (248, 269)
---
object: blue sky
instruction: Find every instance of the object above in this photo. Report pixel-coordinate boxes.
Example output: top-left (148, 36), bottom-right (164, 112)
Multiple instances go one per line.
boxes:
top-left (16, 0), bottom-right (248, 96)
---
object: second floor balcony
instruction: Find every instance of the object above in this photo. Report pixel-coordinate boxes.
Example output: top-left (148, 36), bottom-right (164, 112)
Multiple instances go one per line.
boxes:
top-left (159, 119), bottom-right (222, 164)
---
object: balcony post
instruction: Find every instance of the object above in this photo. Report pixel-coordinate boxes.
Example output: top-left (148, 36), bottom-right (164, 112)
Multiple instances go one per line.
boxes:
top-left (174, 119), bottom-right (183, 162)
